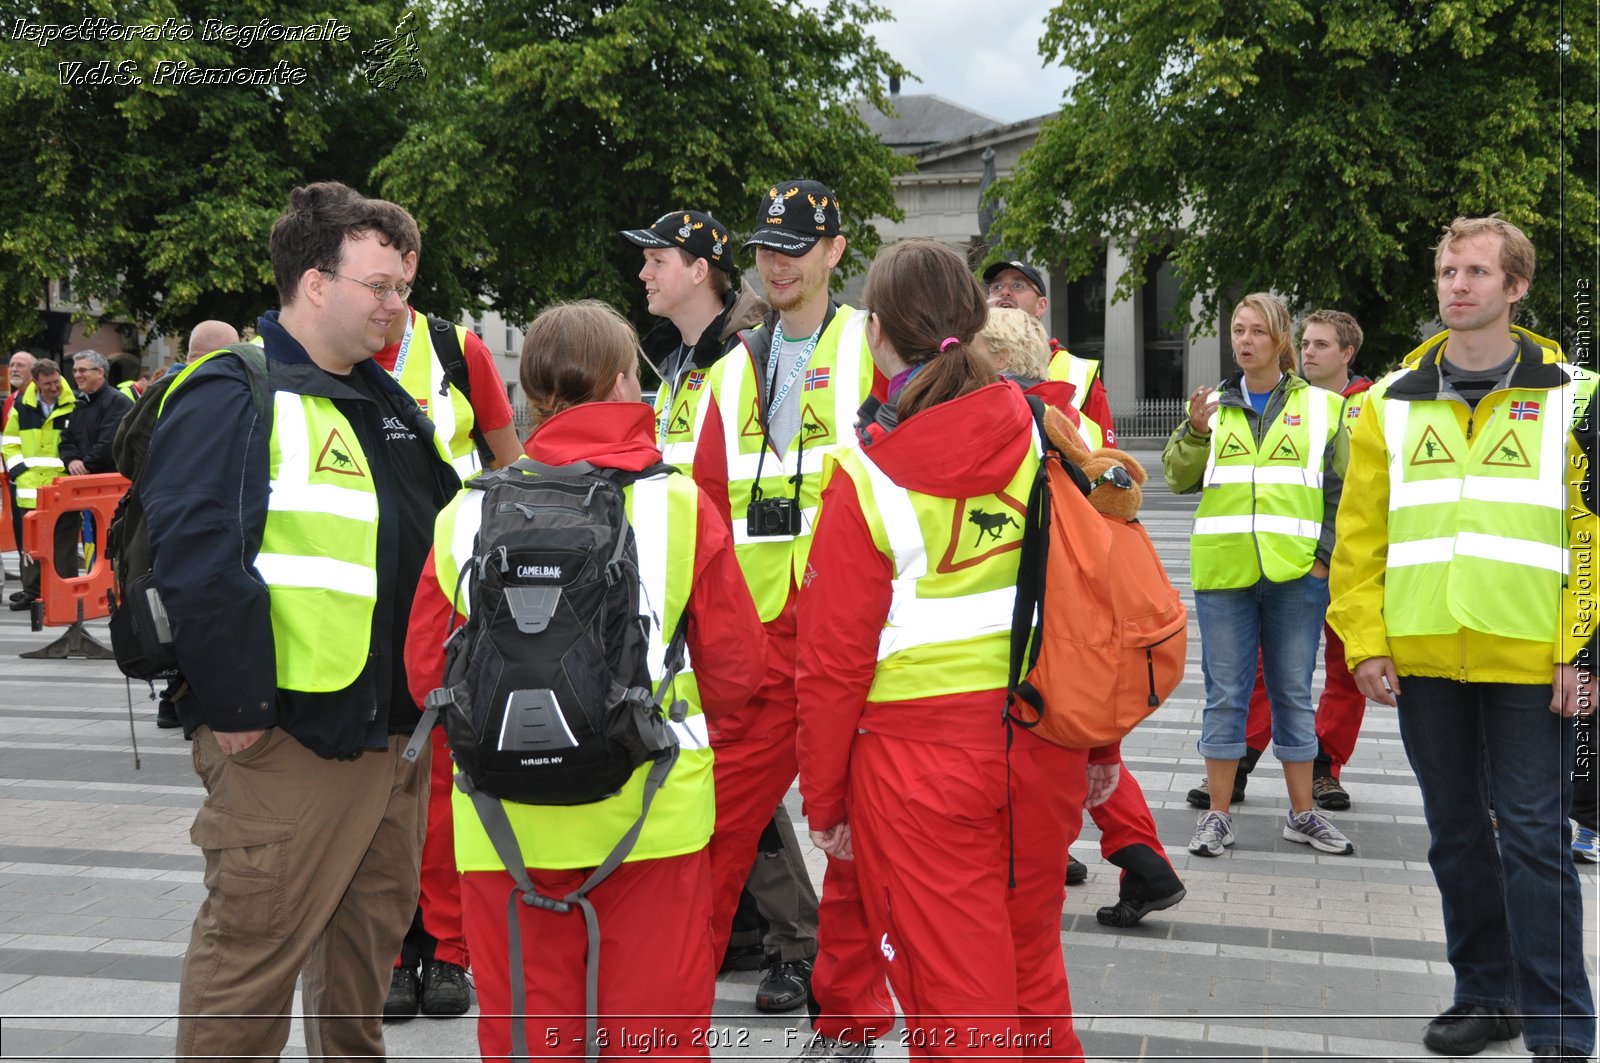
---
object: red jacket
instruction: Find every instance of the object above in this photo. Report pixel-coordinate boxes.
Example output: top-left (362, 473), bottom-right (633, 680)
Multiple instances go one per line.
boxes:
top-left (405, 402), bottom-right (766, 720)
top-left (797, 382), bottom-right (1043, 830)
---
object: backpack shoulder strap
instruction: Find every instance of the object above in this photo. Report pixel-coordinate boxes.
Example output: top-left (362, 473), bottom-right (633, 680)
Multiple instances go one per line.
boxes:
top-left (427, 315), bottom-right (494, 466)
top-left (222, 343), bottom-right (272, 422)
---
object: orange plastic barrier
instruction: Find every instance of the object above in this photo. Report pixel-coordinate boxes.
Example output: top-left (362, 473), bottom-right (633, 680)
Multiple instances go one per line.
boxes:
top-left (21, 473), bottom-right (130, 628)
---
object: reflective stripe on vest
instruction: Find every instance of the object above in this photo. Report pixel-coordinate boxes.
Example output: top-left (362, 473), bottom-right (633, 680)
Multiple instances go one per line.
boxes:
top-left (6, 383), bottom-right (75, 509)
top-left (261, 391), bottom-right (379, 692)
top-left (710, 308), bottom-right (873, 621)
top-left (831, 430), bottom-right (1039, 703)
top-left (438, 468), bottom-right (716, 872)
top-left (1048, 348), bottom-right (1099, 413)
top-left (393, 317), bottom-right (479, 480)
top-left (1189, 386), bottom-right (1340, 590)
top-left (1379, 366), bottom-right (1596, 643)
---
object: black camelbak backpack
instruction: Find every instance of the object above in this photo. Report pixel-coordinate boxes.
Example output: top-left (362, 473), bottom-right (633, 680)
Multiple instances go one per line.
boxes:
top-left (403, 456), bottom-right (690, 1063)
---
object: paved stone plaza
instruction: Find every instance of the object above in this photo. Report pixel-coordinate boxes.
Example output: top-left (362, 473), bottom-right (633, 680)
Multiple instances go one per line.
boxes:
top-left (0, 442), bottom-right (1593, 1060)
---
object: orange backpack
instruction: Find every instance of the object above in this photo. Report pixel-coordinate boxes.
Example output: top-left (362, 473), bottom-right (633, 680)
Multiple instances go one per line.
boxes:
top-left (1006, 402), bottom-right (1187, 748)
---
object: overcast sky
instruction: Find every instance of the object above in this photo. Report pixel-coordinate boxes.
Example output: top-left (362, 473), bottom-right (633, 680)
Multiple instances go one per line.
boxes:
top-left (863, 0), bottom-right (1077, 123)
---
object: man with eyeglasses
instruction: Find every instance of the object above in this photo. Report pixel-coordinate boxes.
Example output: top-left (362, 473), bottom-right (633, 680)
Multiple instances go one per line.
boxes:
top-left (141, 181), bottom-right (460, 1062)
top-left (982, 260), bottom-right (1117, 445)
top-left (61, 350), bottom-right (133, 478)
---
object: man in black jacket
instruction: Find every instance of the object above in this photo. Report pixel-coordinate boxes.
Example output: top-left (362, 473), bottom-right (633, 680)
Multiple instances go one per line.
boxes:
top-left (60, 350), bottom-right (133, 477)
top-left (143, 182), bottom-right (458, 1062)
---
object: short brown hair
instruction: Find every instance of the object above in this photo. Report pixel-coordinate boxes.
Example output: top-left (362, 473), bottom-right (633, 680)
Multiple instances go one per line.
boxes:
top-left (1232, 292), bottom-right (1294, 372)
top-left (268, 182), bottom-right (409, 305)
top-left (1433, 214), bottom-right (1536, 304)
top-left (370, 199), bottom-right (422, 260)
top-left (978, 307), bottom-right (1051, 380)
top-left (1302, 309), bottom-right (1363, 357)
top-left (519, 300), bottom-right (639, 425)
top-left (863, 240), bottom-right (994, 420)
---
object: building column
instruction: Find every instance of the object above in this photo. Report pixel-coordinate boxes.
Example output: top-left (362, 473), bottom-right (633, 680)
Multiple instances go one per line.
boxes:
top-left (1188, 292), bottom-right (1223, 392)
top-left (1103, 244), bottom-right (1137, 410)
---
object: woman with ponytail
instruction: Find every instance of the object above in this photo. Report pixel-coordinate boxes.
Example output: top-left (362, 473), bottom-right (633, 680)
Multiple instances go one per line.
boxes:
top-left (797, 240), bottom-right (1089, 1059)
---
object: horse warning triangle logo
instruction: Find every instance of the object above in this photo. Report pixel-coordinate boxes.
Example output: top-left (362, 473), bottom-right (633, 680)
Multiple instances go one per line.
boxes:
top-left (1409, 426), bottom-right (1454, 466)
top-left (936, 491), bottom-right (1027, 573)
top-left (1219, 432), bottom-right (1250, 459)
top-left (1482, 428), bottom-right (1531, 468)
top-left (316, 429), bottom-right (366, 477)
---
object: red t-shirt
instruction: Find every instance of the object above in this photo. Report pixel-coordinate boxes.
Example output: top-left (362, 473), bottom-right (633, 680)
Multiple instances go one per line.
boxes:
top-left (374, 308), bottom-right (514, 432)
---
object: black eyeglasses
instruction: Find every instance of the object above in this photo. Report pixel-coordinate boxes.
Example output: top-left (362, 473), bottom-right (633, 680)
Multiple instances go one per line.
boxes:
top-left (321, 271), bottom-right (411, 304)
top-left (1088, 466), bottom-right (1134, 490)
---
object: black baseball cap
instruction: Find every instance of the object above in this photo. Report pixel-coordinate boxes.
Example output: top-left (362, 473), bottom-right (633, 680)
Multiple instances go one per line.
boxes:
top-left (982, 260), bottom-right (1047, 296)
top-left (743, 179), bottom-right (841, 256)
top-left (618, 210), bottom-right (734, 273)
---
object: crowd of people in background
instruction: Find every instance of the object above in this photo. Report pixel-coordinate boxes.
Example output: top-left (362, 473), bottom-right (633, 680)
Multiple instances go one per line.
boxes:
top-left (0, 184), bottom-right (1593, 1063)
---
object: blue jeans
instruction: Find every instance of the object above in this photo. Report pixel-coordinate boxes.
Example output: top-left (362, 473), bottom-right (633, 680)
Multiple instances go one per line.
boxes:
top-left (1194, 573), bottom-right (1326, 761)
top-left (1397, 677), bottom-right (1596, 1054)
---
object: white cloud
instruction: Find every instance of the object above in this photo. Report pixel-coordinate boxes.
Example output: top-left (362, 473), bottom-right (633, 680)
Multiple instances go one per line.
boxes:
top-left (864, 0), bottom-right (1075, 123)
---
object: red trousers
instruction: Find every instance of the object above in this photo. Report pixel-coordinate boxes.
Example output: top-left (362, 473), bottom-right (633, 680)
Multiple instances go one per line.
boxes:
top-left (461, 851), bottom-right (715, 1062)
top-left (1082, 760), bottom-right (1181, 899)
top-left (708, 650), bottom-right (893, 1041)
top-left (1246, 622), bottom-right (1366, 775)
top-left (850, 730), bottom-right (1088, 1061)
top-left (396, 726), bottom-right (470, 970)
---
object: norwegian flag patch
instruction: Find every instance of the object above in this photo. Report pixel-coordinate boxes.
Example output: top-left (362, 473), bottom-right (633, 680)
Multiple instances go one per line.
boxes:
top-left (1282, 413), bottom-right (1302, 426)
top-left (804, 367), bottom-right (831, 391)
top-left (685, 371), bottom-right (706, 391)
top-left (1509, 400), bottom-right (1540, 420)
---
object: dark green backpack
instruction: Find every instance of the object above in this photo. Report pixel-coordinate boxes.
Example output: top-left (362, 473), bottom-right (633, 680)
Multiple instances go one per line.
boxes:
top-left (106, 344), bottom-right (271, 680)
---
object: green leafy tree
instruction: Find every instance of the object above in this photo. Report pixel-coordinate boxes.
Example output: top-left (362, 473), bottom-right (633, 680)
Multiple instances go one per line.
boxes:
top-left (989, 0), bottom-right (1596, 369)
top-left (0, 1), bottom-right (413, 352)
top-left (374, 0), bottom-right (911, 341)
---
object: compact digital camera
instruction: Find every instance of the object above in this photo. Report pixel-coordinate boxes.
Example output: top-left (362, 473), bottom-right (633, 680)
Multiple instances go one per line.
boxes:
top-left (746, 497), bottom-right (802, 537)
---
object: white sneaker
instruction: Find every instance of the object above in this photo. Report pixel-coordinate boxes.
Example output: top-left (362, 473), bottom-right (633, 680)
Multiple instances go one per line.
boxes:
top-left (1284, 808), bottom-right (1354, 855)
top-left (1189, 810), bottom-right (1234, 857)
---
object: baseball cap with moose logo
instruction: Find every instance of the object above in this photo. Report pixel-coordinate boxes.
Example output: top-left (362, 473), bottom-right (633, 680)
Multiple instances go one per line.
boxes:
top-left (743, 179), bottom-right (841, 256)
top-left (619, 210), bottom-right (734, 273)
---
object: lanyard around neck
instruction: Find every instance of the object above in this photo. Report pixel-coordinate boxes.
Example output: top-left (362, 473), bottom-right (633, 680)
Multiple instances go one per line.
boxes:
top-left (764, 319), bottom-right (822, 425)
top-left (390, 309), bottom-right (417, 378)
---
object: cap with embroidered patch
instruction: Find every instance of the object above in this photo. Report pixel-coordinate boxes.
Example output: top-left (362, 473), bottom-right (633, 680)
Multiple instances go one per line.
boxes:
top-left (619, 210), bottom-right (734, 273)
top-left (743, 179), bottom-right (841, 256)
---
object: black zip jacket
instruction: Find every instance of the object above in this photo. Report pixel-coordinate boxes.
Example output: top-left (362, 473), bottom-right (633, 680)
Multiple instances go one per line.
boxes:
top-left (59, 383), bottom-right (133, 473)
top-left (142, 312), bottom-right (458, 757)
